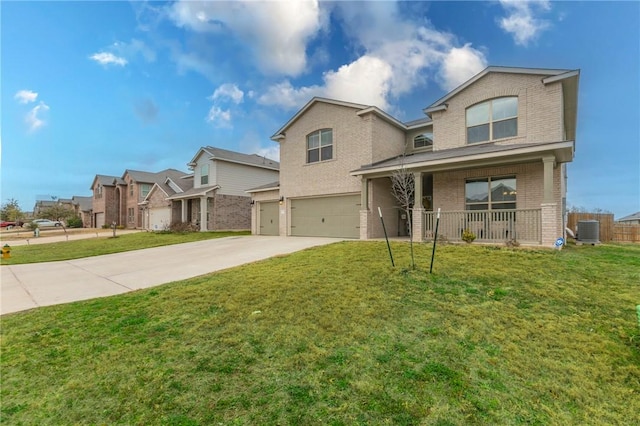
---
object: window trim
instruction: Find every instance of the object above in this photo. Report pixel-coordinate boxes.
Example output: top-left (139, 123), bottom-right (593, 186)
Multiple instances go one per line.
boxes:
top-left (466, 97), bottom-right (518, 144)
top-left (306, 128), bottom-right (333, 164)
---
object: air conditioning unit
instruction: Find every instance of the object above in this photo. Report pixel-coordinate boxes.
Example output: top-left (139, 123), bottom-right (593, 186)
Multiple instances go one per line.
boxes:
top-left (577, 220), bottom-right (600, 244)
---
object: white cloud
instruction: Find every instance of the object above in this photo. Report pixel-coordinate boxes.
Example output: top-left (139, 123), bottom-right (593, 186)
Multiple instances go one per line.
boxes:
top-left (168, 0), bottom-right (323, 76)
top-left (211, 83), bottom-right (244, 104)
top-left (439, 44), bottom-right (488, 91)
top-left (258, 2), bottom-right (487, 111)
top-left (258, 81), bottom-right (323, 110)
top-left (206, 106), bottom-right (232, 128)
top-left (324, 56), bottom-right (394, 109)
top-left (89, 52), bottom-right (128, 66)
top-left (14, 90), bottom-right (38, 104)
top-left (498, 0), bottom-right (551, 46)
top-left (25, 101), bottom-right (50, 132)
top-left (113, 39), bottom-right (156, 62)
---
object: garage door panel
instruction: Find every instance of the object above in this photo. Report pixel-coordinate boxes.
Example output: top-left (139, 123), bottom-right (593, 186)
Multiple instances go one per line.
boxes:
top-left (95, 213), bottom-right (105, 229)
top-left (150, 208), bottom-right (171, 231)
top-left (291, 195), bottom-right (360, 238)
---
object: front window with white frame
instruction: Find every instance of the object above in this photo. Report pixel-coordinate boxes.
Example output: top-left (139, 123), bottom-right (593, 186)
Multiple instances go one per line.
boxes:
top-left (307, 129), bottom-right (333, 163)
top-left (466, 97), bottom-right (518, 144)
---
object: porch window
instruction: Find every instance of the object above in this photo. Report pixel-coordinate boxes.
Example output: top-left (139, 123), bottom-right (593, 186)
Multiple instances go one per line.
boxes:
top-left (201, 164), bottom-right (209, 185)
top-left (466, 97), bottom-right (517, 144)
top-left (465, 176), bottom-right (516, 210)
top-left (307, 129), bottom-right (333, 163)
top-left (414, 132), bottom-right (433, 149)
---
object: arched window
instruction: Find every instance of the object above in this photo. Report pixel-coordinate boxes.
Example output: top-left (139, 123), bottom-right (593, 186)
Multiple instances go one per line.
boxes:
top-left (307, 129), bottom-right (333, 163)
top-left (414, 132), bottom-right (433, 149)
top-left (466, 97), bottom-right (518, 144)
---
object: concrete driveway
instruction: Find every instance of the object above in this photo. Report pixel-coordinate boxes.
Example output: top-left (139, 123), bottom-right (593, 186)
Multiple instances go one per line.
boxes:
top-left (1, 236), bottom-right (340, 315)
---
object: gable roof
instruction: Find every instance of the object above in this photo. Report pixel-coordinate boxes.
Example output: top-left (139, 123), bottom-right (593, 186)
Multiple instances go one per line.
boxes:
top-left (270, 97), bottom-right (425, 141)
top-left (187, 146), bottom-right (279, 171)
top-left (90, 174), bottom-right (124, 189)
top-left (246, 181), bottom-right (280, 193)
top-left (423, 66), bottom-right (580, 141)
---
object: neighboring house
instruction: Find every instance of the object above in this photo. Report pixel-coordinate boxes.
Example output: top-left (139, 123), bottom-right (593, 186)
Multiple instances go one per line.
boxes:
top-left (616, 212), bottom-right (640, 224)
top-left (71, 196), bottom-right (93, 227)
top-left (33, 198), bottom-right (74, 217)
top-left (139, 172), bottom-right (193, 231)
top-left (90, 169), bottom-right (188, 229)
top-left (253, 66), bottom-right (579, 246)
top-left (167, 146), bottom-right (280, 231)
top-left (90, 174), bottom-right (126, 228)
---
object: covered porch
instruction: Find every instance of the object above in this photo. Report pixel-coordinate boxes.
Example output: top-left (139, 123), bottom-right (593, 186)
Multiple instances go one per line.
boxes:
top-left (167, 186), bottom-right (219, 232)
top-left (352, 140), bottom-right (574, 246)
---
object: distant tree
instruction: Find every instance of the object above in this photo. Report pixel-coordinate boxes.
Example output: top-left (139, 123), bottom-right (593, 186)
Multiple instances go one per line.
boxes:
top-left (40, 204), bottom-right (75, 222)
top-left (0, 198), bottom-right (24, 221)
top-left (390, 163), bottom-right (416, 269)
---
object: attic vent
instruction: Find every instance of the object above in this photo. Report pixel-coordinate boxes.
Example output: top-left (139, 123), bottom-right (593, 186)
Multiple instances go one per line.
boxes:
top-left (577, 220), bottom-right (600, 244)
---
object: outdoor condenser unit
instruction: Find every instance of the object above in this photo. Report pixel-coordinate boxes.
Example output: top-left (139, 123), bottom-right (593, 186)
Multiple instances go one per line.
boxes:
top-left (577, 220), bottom-right (600, 244)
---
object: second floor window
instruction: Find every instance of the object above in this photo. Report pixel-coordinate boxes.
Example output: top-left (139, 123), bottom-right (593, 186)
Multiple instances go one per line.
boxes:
top-left (140, 184), bottom-right (151, 199)
top-left (201, 164), bottom-right (209, 185)
top-left (414, 132), bottom-right (433, 149)
top-left (307, 129), bottom-right (333, 163)
top-left (466, 97), bottom-right (518, 144)
top-left (95, 185), bottom-right (102, 199)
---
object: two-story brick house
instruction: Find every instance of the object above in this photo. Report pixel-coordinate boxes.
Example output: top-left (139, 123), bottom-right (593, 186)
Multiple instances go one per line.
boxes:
top-left (168, 146), bottom-right (280, 231)
top-left (90, 169), bottom-right (188, 229)
top-left (252, 66), bottom-right (579, 246)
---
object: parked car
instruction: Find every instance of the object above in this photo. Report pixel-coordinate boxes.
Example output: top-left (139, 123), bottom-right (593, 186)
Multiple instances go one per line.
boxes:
top-left (30, 219), bottom-right (64, 228)
top-left (1, 220), bottom-right (24, 228)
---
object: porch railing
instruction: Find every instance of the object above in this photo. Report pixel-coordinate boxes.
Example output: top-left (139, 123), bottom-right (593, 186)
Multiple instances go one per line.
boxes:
top-left (424, 209), bottom-right (542, 244)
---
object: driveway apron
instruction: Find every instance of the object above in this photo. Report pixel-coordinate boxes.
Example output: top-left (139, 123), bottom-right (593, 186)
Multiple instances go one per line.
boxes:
top-left (1, 236), bottom-right (340, 315)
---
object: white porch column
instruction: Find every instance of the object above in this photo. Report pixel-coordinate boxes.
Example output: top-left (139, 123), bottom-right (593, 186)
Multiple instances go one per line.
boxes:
top-left (200, 196), bottom-right (207, 231)
top-left (543, 156), bottom-right (555, 203)
top-left (412, 172), bottom-right (425, 242)
top-left (360, 178), bottom-right (370, 240)
top-left (181, 199), bottom-right (187, 222)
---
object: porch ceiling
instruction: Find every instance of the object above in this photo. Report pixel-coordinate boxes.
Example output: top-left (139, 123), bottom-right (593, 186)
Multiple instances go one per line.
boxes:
top-left (351, 140), bottom-right (574, 178)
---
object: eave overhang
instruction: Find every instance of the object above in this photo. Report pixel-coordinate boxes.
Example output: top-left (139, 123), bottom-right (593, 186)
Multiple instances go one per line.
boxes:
top-left (351, 141), bottom-right (575, 178)
top-left (166, 185), bottom-right (220, 200)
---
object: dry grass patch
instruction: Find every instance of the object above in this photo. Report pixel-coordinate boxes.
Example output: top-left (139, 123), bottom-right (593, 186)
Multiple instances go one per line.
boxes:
top-left (1, 242), bottom-right (639, 425)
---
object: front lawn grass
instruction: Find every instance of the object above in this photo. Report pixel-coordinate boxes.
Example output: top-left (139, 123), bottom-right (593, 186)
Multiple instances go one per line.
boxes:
top-left (2, 242), bottom-right (639, 425)
top-left (0, 231), bottom-right (249, 265)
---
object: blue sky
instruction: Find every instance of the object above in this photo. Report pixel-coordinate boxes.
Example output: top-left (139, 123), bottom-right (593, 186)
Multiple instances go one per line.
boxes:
top-left (2, 1), bottom-right (639, 218)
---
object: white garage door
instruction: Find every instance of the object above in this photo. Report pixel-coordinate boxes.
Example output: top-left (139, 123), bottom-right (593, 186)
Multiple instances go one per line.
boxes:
top-left (149, 207), bottom-right (171, 231)
top-left (290, 195), bottom-right (360, 238)
top-left (95, 213), bottom-right (105, 229)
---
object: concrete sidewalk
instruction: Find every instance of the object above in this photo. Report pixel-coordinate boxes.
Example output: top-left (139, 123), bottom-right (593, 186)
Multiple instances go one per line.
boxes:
top-left (1, 236), bottom-right (341, 315)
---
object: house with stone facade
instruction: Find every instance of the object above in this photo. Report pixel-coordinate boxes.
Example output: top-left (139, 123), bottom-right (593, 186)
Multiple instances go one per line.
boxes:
top-left (250, 66), bottom-right (580, 247)
top-left (167, 146), bottom-right (279, 231)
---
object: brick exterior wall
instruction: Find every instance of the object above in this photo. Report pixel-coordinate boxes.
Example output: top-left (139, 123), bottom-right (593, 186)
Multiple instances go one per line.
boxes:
top-left (91, 183), bottom-right (120, 227)
top-left (211, 194), bottom-right (251, 230)
top-left (431, 73), bottom-right (564, 151)
top-left (279, 103), bottom-right (382, 198)
top-left (273, 71), bottom-right (572, 245)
